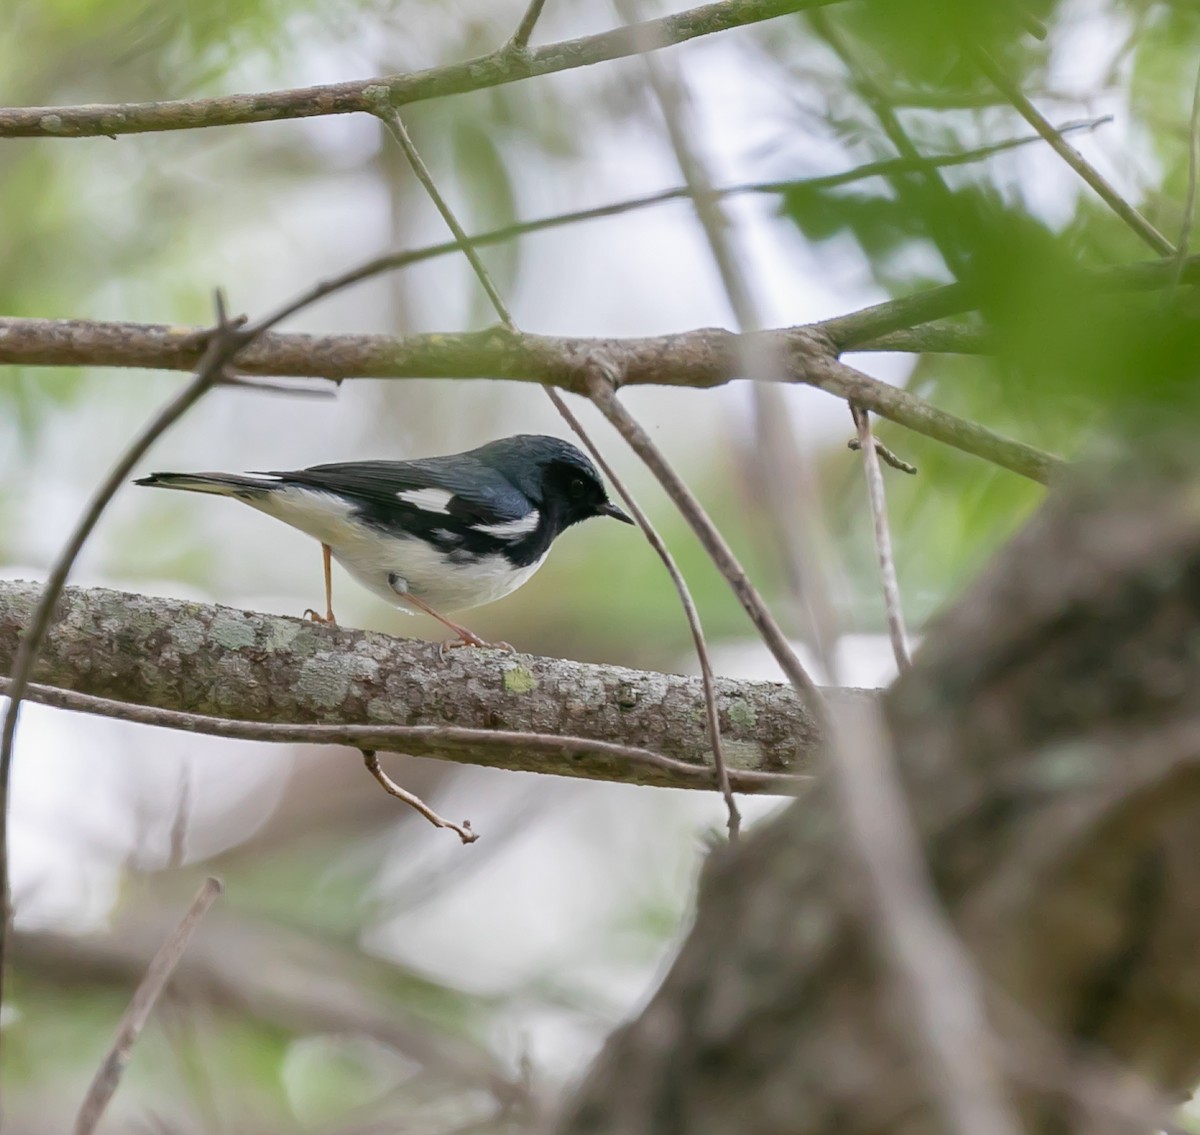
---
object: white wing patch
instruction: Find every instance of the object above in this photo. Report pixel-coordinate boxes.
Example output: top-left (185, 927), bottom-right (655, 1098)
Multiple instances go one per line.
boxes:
top-left (396, 487), bottom-right (454, 515)
top-left (474, 510), bottom-right (539, 539)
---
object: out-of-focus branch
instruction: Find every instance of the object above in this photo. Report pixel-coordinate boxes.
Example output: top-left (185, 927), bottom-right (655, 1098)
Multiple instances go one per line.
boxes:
top-left (74, 878), bottom-right (223, 1135)
top-left (969, 43), bottom-right (1174, 257)
top-left (12, 899), bottom-right (524, 1102)
top-left (82, 118), bottom-right (1101, 320)
top-left (0, 317), bottom-right (1061, 482)
top-left (0, 0), bottom-right (840, 139)
top-left (0, 581), bottom-right (849, 789)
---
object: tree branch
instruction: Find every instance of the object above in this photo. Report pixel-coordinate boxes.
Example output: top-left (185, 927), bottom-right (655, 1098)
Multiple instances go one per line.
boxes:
top-left (0, 317), bottom-right (1062, 483)
top-left (0, 0), bottom-right (840, 139)
top-left (0, 580), bottom-right (857, 789)
top-left (74, 878), bottom-right (223, 1135)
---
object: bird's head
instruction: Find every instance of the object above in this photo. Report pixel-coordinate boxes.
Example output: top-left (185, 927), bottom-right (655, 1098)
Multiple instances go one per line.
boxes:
top-left (474, 435), bottom-right (634, 531)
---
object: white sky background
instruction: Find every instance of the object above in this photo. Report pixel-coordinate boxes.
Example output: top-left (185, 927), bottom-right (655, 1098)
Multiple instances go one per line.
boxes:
top-left (0, 0), bottom-right (1153, 1087)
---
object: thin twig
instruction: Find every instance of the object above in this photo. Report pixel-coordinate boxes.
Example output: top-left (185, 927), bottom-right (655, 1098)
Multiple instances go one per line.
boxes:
top-left (195, 118), bottom-right (1109, 334)
top-left (377, 106), bottom-right (742, 837)
top-left (509, 0), bottom-right (549, 51)
top-left (616, 0), bottom-right (829, 717)
top-left (1170, 63), bottom-right (1200, 295)
top-left (362, 750), bottom-right (478, 843)
top-left (0, 292), bottom-right (243, 1081)
top-left (969, 43), bottom-right (1174, 257)
top-left (0, 0), bottom-right (843, 139)
top-left (1, 678), bottom-right (802, 795)
top-left (543, 384), bottom-right (740, 838)
top-left (73, 877), bottom-right (223, 1135)
top-left (378, 110), bottom-right (514, 325)
top-left (589, 375), bottom-right (827, 722)
top-left (847, 434), bottom-right (917, 474)
top-left (851, 406), bottom-right (912, 672)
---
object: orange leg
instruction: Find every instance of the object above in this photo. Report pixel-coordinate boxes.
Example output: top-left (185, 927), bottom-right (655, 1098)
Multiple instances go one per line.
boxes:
top-left (399, 590), bottom-right (512, 655)
top-left (303, 543), bottom-right (337, 625)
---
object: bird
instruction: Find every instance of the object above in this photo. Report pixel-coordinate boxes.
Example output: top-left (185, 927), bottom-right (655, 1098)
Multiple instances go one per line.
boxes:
top-left (134, 434), bottom-right (635, 649)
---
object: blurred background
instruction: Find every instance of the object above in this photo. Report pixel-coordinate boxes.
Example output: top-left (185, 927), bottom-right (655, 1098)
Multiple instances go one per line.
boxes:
top-left (3, 0), bottom-right (1199, 1128)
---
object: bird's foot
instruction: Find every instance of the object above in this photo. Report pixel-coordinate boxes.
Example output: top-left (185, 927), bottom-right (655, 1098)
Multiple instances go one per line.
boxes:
top-left (436, 632), bottom-right (515, 662)
top-left (303, 608), bottom-right (337, 625)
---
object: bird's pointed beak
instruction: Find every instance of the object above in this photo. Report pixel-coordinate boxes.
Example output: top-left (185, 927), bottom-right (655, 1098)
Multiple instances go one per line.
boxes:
top-left (600, 500), bottom-right (635, 525)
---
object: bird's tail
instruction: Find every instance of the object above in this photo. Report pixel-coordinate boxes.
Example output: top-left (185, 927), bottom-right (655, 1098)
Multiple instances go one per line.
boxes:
top-left (132, 472), bottom-right (280, 498)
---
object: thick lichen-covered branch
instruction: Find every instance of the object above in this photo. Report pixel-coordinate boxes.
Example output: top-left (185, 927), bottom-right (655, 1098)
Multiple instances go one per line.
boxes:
top-left (0, 580), bottom-right (860, 790)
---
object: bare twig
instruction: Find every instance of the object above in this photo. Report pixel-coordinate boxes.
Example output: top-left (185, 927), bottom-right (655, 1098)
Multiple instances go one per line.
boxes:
top-left (546, 385), bottom-right (741, 839)
top-left (0, 0), bottom-right (842, 139)
top-left (179, 118), bottom-right (1108, 336)
top-left (377, 106), bottom-right (742, 837)
top-left (73, 877), bottom-right (223, 1135)
top-left (969, 43), bottom-right (1174, 257)
top-left (620, 0), bottom-right (831, 791)
top-left (362, 751), bottom-right (478, 843)
top-left (588, 375), bottom-right (827, 723)
top-left (851, 406), bottom-right (912, 672)
top-left (509, 0), bottom-right (549, 51)
top-left (847, 434), bottom-right (918, 475)
top-left (0, 292), bottom-right (244, 1075)
top-left (2, 677), bottom-right (804, 795)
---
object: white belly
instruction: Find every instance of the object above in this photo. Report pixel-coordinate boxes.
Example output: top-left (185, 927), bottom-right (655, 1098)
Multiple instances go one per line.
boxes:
top-left (252, 485), bottom-right (546, 612)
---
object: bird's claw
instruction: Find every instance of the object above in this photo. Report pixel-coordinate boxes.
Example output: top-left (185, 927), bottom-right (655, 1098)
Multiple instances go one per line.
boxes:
top-left (436, 635), bottom-right (516, 662)
top-left (303, 608), bottom-right (337, 625)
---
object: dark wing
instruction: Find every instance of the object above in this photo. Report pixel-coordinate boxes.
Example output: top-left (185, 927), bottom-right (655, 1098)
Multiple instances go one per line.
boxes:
top-left (265, 456), bottom-right (531, 531)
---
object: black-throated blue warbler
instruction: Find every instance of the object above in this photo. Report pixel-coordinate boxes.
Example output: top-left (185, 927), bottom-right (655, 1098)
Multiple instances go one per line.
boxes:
top-left (135, 434), bottom-right (634, 648)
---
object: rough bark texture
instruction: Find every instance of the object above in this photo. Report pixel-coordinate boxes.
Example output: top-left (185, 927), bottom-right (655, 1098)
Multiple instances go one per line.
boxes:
top-left (0, 580), bottom-right (851, 789)
top-left (557, 459), bottom-right (1200, 1134)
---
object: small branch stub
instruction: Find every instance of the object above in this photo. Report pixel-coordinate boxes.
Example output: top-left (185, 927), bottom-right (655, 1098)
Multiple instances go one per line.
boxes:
top-left (362, 750), bottom-right (479, 843)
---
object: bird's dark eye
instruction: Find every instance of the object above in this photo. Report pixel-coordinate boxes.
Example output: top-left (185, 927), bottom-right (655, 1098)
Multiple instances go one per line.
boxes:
top-left (568, 477), bottom-right (588, 499)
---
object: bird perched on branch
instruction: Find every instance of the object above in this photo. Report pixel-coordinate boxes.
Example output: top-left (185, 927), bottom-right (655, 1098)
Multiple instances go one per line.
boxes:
top-left (134, 434), bottom-right (634, 649)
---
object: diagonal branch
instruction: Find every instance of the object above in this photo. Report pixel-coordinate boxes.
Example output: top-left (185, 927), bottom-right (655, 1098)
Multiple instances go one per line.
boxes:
top-left (968, 43), bottom-right (1173, 257)
top-left (0, 0), bottom-right (841, 139)
top-left (74, 878), bottom-right (223, 1135)
top-left (376, 105), bottom-right (744, 838)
